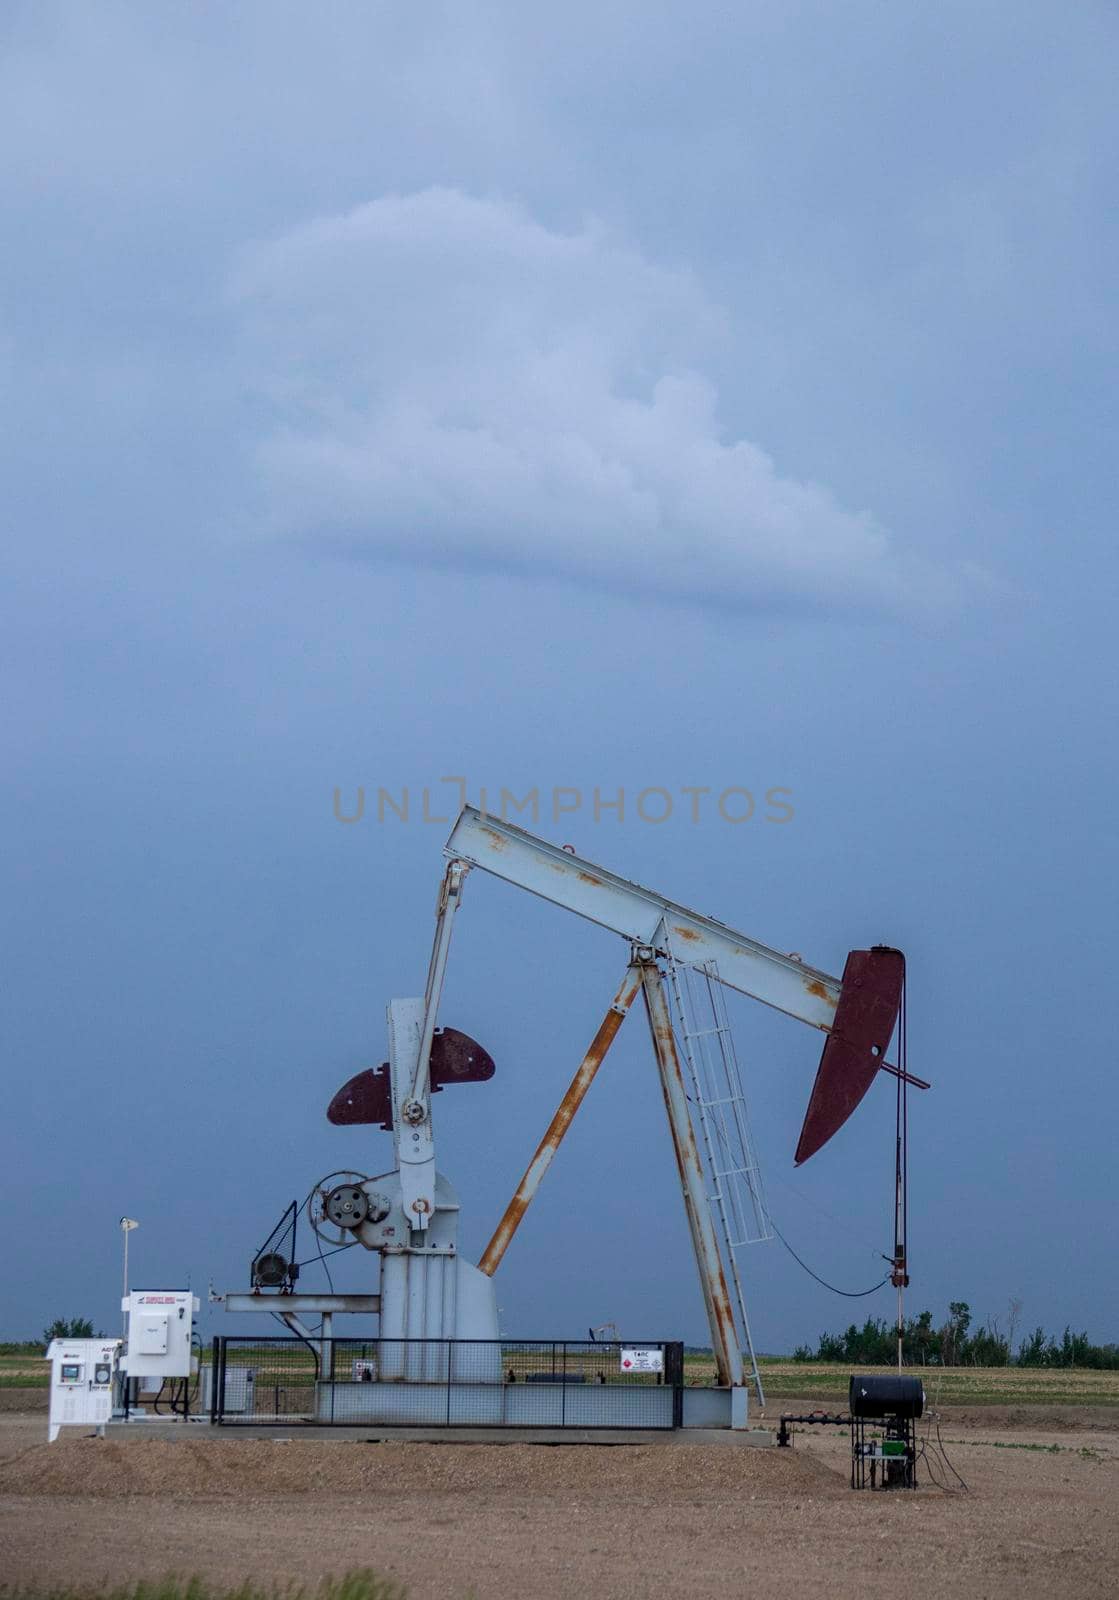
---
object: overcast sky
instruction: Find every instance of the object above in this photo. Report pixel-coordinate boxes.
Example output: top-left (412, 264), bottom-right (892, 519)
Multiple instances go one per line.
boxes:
top-left (2, 1), bottom-right (1116, 1355)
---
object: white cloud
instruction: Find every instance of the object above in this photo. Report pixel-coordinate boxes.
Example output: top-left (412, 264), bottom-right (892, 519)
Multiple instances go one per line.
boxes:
top-left (232, 189), bottom-right (940, 614)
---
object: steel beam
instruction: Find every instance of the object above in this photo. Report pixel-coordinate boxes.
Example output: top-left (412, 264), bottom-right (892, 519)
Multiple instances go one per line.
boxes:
top-left (444, 806), bottom-right (840, 1029)
top-left (478, 962), bottom-right (644, 1276)
top-left (221, 1294), bottom-right (381, 1315)
top-left (391, 998), bottom-right (436, 1233)
top-left (408, 859), bottom-right (469, 1111)
top-left (640, 961), bottom-right (744, 1389)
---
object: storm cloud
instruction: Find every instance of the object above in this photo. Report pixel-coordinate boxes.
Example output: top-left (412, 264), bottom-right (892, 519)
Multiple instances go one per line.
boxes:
top-left (233, 189), bottom-right (936, 614)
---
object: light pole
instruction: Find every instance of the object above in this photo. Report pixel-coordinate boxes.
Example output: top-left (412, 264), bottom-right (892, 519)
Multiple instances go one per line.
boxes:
top-left (120, 1218), bottom-right (138, 1337)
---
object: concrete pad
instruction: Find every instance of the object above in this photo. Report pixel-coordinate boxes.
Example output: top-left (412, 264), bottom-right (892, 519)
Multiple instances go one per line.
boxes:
top-left (105, 1419), bottom-right (774, 1447)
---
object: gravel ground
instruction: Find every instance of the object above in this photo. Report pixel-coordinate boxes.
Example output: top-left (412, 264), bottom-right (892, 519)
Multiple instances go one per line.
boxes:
top-left (0, 1409), bottom-right (1115, 1599)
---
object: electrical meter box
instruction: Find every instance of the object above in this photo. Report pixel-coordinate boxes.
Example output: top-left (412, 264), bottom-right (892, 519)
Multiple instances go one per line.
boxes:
top-left (121, 1291), bottom-right (198, 1380)
top-left (136, 1314), bottom-right (169, 1355)
top-left (47, 1337), bottom-right (121, 1442)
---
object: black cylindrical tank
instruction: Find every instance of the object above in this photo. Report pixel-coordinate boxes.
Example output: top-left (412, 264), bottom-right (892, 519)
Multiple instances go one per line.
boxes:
top-left (848, 1374), bottom-right (925, 1418)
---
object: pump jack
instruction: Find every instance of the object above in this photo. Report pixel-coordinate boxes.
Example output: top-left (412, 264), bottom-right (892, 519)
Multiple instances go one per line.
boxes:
top-left (221, 805), bottom-right (926, 1415)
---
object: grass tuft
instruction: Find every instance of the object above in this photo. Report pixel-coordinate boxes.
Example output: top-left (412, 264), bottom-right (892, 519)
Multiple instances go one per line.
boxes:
top-left (0, 1573), bottom-right (405, 1600)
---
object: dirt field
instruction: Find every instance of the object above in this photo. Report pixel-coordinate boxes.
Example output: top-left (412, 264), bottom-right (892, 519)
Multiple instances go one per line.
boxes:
top-left (0, 1402), bottom-right (1115, 1600)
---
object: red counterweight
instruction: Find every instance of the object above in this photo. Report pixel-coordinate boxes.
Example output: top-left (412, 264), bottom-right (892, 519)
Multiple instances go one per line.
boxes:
top-left (327, 1027), bottom-right (495, 1130)
top-left (794, 946), bottom-right (906, 1165)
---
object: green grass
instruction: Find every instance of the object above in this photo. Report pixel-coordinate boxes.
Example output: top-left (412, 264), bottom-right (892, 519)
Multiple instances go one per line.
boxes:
top-left (683, 1357), bottom-right (1119, 1407)
top-left (0, 1353), bottom-right (48, 1389)
top-left (0, 1573), bottom-right (403, 1600)
top-left (6, 1348), bottom-right (1117, 1407)
top-left (939, 1439), bottom-right (1109, 1461)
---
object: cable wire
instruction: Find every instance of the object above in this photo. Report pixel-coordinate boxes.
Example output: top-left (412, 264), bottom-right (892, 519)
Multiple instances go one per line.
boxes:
top-left (293, 1241), bottom-right (356, 1270)
top-left (299, 1181), bottom-right (337, 1293)
top-left (315, 1222), bottom-right (335, 1293)
top-left (768, 1170), bottom-right (885, 1252)
top-left (770, 1220), bottom-right (892, 1298)
top-left (915, 1409), bottom-right (971, 1494)
top-left (935, 1415), bottom-right (971, 1493)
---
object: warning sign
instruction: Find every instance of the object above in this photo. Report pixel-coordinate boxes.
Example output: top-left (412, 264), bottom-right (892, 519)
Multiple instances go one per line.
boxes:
top-left (620, 1347), bottom-right (664, 1373)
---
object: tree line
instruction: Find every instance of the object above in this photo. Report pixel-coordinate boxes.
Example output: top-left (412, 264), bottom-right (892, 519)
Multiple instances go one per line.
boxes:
top-left (793, 1301), bottom-right (1118, 1368)
top-left (0, 1319), bottom-right (103, 1355)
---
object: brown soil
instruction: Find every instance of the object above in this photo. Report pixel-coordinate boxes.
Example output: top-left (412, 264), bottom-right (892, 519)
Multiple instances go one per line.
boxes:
top-left (0, 1389), bottom-right (47, 1413)
top-left (0, 1414), bottom-right (1115, 1599)
top-left (0, 1432), bottom-right (835, 1501)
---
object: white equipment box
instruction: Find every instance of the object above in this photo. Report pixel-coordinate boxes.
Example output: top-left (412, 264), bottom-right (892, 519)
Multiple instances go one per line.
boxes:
top-left (47, 1337), bottom-right (121, 1443)
top-left (199, 1364), bottom-right (255, 1414)
top-left (121, 1291), bottom-right (198, 1379)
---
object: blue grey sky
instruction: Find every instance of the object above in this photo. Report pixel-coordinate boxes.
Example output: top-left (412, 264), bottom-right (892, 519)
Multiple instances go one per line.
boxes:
top-left (2, 1), bottom-right (1116, 1353)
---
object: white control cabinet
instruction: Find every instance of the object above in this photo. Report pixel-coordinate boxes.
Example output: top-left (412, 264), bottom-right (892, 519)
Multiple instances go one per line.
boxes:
top-left (47, 1337), bottom-right (121, 1443)
top-left (121, 1291), bottom-right (198, 1379)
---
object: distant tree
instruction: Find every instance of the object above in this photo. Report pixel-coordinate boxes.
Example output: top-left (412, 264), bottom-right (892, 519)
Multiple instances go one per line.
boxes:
top-left (796, 1302), bottom-right (1114, 1369)
top-left (1007, 1297), bottom-right (1023, 1357)
top-left (800, 1317), bottom-right (901, 1365)
top-left (939, 1301), bottom-right (972, 1366)
top-left (904, 1309), bottom-right (937, 1365)
top-left (42, 1317), bottom-right (95, 1346)
top-left (967, 1317), bottom-right (1010, 1366)
top-left (1057, 1327), bottom-right (1093, 1367)
top-left (1017, 1326), bottom-right (1054, 1367)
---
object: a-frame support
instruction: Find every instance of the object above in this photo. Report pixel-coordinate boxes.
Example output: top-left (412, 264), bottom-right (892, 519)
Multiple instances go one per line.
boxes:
top-left (478, 950), bottom-right (745, 1389)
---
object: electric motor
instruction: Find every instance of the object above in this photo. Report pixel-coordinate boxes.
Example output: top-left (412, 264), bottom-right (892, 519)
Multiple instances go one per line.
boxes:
top-left (251, 1252), bottom-right (293, 1288)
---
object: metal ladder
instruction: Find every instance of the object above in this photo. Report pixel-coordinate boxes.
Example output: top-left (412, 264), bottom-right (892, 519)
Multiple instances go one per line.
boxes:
top-left (665, 951), bottom-right (770, 1405)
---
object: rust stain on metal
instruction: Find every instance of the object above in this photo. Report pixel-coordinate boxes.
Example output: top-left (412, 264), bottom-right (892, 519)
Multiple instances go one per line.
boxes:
top-left (578, 871), bottom-right (603, 886)
top-left (641, 964), bottom-right (739, 1387)
top-left (805, 978), bottom-right (830, 1000)
top-left (672, 924), bottom-right (702, 943)
top-left (479, 827), bottom-right (508, 852)
top-left (478, 968), bottom-right (642, 1277)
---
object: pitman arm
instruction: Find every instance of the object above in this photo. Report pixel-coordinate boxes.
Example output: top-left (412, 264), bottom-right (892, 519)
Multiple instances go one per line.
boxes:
top-left (405, 859), bottom-right (469, 1116)
top-left (392, 860), bottom-right (469, 1233)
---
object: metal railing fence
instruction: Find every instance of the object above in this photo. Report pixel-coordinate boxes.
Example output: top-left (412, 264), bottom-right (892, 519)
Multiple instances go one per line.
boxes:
top-left (210, 1336), bottom-right (683, 1429)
